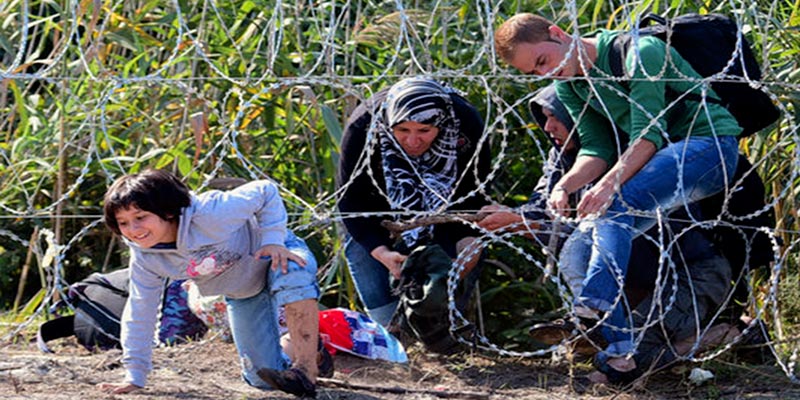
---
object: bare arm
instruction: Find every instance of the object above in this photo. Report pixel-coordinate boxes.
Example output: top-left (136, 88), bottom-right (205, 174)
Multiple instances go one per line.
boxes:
top-left (548, 155), bottom-right (608, 216)
top-left (477, 204), bottom-right (524, 231)
top-left (577, 138), bottom-right (657, 217)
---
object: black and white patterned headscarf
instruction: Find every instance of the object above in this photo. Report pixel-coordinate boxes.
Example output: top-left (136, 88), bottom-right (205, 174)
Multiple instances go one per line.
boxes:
top-left (378, 77), bottom-right (461, 248)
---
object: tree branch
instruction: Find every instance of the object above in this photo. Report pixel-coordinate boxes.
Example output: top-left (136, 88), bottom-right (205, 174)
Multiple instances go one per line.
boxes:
top-left (381, 213), bottom-right (484, 239)
top-left (318, 377), bottom-right (492, 399)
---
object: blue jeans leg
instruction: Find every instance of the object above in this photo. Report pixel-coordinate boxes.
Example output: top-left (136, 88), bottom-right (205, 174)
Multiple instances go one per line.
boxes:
top-left (226, 288), bottom-right (285, 389)
top-left (344, 237), bottom-right (398, 326)
top-left (269, 231), bottom-right (320, 306)
top-left (579, 136), bottom-right (739, 360)
top-left (559, 223), bottom-right (593, 297)
top-left (227, 231), bottom-right (320, 389)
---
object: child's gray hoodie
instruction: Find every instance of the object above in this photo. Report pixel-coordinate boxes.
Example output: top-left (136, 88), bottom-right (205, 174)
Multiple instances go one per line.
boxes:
top-left (119, 180), bottom-right (290, 387)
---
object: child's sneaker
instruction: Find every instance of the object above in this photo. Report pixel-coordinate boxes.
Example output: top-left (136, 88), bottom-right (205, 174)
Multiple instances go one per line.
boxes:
top-left (257, 367), bottom-right (316, 398)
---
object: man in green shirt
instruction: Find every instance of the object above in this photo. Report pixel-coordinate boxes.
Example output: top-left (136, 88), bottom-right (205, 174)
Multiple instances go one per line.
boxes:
top-left (495, 13), bottom-right (741, 383)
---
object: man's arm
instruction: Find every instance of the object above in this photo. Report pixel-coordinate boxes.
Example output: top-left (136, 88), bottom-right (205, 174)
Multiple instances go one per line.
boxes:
top-left (548, 155), bottom-right (608, 216)
top-left (576, 138), bottom-right (657, 217)
top-left (478, 144), bottom-right (565, 233)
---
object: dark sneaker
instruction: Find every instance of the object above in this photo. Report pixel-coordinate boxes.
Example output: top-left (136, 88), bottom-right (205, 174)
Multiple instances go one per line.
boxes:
top-left (528, 319), bottom-right (574, 346)
top-left (574, 322), bottom-right (606, 355)
top-left (317, 339), bottom-right (334, 379)
top-left (257, 367), bottom-right (316, 398)
top-left (734, 319), bottom-right (773, 364)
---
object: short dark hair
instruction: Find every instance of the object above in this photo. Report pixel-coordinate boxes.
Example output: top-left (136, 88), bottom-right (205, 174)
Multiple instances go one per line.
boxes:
top-left (103, 169), bottom-right (191, 235)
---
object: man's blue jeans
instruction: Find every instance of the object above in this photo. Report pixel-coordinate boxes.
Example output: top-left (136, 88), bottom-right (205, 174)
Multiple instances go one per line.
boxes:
top-left (573, 136), bottom-right (739, 361)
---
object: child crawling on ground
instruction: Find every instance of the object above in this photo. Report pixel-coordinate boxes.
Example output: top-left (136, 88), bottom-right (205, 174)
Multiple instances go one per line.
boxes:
top-left (97, 169), bottom-right (332, 398)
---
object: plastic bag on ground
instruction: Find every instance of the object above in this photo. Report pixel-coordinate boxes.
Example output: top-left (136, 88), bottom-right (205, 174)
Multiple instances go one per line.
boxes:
top-left (319, 308), bottom-right (407, 363)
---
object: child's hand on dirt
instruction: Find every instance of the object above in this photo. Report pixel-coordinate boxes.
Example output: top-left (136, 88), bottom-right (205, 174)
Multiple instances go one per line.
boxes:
top-left (254, 244), bottom-right (306, 273)
top-left (97, 381), bottom-right (141, 394)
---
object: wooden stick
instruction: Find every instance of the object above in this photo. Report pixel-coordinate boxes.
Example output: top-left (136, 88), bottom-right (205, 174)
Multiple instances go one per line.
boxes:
top-left (318, 377), bottom-right (491, 399)
top-left (381, 213), bottom-right (485, 238)
top-left (13, 228), bottom-right (38, 312)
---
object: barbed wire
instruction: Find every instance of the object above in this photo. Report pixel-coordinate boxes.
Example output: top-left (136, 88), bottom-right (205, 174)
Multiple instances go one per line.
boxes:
top-left (1, 0), bottom-right (798, 385)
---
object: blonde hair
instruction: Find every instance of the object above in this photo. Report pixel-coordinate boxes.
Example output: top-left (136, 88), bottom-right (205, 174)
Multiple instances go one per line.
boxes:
top-left (495, 13), bottom-right (554, 63)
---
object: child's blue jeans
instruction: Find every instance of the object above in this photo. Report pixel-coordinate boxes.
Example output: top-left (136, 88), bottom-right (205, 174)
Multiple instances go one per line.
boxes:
top-left (225, 230), bottom-right (319, 389)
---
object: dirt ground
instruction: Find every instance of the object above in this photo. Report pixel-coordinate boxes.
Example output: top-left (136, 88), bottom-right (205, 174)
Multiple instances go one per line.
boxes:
top-left (2, 333), bottom-right (799, 400)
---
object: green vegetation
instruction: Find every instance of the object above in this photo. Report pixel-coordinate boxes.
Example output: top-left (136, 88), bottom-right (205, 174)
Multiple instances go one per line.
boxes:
top-left (1, 0), bottom-right (798, 350)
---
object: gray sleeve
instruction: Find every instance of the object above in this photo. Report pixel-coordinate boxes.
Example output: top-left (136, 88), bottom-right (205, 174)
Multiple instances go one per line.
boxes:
top-left (120, 255), bottom-right (165, 388)
top-left (191, 180), bottom-right (288, 247)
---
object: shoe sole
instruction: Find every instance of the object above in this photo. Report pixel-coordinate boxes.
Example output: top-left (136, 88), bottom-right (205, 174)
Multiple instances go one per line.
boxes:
top-left (256, 368), bottom-right (317, 398)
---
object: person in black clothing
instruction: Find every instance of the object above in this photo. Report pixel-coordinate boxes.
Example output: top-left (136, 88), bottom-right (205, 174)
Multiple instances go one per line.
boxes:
top-left (337, 77), bottom-right (490, 327)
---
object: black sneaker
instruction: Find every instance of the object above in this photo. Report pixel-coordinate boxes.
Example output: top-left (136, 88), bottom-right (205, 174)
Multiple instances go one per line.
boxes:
top-left (317, 339), bottom-right (334, 379)
top-left (734, 319), bottom-right (773, 364)
top-left (257, 367), bottom-right (316, 398)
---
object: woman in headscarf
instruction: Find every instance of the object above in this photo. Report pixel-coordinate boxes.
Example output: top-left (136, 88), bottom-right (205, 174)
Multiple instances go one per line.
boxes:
top-left (336, 77), bottom-right (490, 328)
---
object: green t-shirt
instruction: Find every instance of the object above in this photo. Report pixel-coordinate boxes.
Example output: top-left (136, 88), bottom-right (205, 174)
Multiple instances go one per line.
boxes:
top-left (556, 30), bottom-right (742, 164)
